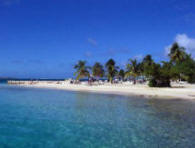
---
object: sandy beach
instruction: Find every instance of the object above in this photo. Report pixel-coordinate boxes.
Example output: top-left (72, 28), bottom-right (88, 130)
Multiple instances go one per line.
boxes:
top-left (8, 80), bottom-right (195, 100)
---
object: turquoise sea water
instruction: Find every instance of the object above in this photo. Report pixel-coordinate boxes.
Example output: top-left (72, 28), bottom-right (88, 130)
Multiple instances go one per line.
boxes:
top-left (0, 84), bottom-right (195, 148)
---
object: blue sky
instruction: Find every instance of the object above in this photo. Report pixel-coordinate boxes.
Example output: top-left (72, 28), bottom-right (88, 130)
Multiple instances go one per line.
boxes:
top-left (0, 0), bottom-right (195, 78)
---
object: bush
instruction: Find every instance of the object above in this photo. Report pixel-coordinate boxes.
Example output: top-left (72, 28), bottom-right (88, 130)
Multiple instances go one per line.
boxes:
top-left (147, 62), bottom-right (171, 87)
top-left (187, 74), bottom-right (195, 84)
top-left (148, 79), bottom-right (157, 87)
top-left (148, 78), bottom-right (171, 87)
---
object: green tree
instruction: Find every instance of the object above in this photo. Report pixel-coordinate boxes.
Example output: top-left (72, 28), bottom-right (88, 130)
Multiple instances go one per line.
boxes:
top-left (173, 54), bottom-right (195, 83)
top-left (92, 62), bottom-right (104, 79)
top-left (168, 42), bottom-right (187, 63)
top-left (159, 61), bottom-right (172, 87)
top-left (142, 54), bottom-right (153, 66)
top-left (141, 54), bottom-right (154, 78)
top-left (125, 59), bottom-right (140, 84)
top-left (168, 43), bottom-right (188, 81)
top-left (74, 60), bottom-right (90, 80)
top-left (105, 59), bottom-right (118, 82)
top-left (148, 62), bottom-right (172, 87)
top-left (118, 69), bottom-right (125, 81)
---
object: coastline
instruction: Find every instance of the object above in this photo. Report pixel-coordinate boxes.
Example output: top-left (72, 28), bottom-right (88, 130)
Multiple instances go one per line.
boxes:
top-left (7, 81), bottom-right (195, 100)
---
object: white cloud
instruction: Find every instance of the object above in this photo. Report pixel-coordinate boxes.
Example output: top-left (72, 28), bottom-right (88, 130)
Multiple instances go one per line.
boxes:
top-left (87, 38), bottom-right (97, 46)
top-left (175, 34), bottom-right (195, 52)
top-left (165, 34), bottom-right (195, 57)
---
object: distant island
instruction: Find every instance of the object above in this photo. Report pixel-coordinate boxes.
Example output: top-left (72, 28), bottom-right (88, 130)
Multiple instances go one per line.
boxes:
top-left (72, 42), bottom-right (195, 87)
top-left (7, 43), bottom-right (195, 99)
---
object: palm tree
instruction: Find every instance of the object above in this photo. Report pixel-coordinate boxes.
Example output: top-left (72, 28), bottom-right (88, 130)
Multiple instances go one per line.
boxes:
top-left (141, 54), bottom-right (154, 78)
top-left (118, 69), bottom-right (125, 81)
top-left (105, 59), bottom-right (118, 82)
top-left (125, 59), bottom-right (140, 84)
top-left (142, 54), bottom-right (153, 66)
top-left (168, 42), bottom-right (186, 63)
top-left (74, 60), bottom-right (90, 80)
top-left (92, 62), bottom-right (104, 79)
top-left (168, 43), bottom-right (188, 81)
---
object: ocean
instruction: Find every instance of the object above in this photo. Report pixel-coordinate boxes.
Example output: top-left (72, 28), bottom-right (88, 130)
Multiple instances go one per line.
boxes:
top-left (0, 84), bottom-right (195, 147)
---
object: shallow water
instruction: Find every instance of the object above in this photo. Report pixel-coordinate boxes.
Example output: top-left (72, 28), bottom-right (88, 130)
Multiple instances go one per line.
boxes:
top-left (0, 84), bottom-right (195, 148)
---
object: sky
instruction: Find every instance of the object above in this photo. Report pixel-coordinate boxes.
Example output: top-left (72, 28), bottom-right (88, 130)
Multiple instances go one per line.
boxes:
top-left (0, 0), bottom-right (195, 78)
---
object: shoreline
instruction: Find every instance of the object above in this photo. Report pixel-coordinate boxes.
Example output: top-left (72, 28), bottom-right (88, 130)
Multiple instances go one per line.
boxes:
top-left (7, 81), bottom-right (195, 100)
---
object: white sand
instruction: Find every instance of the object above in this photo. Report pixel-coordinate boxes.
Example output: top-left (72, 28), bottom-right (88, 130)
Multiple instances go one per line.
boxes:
top-left (8, 80), bottom-right (195, 100)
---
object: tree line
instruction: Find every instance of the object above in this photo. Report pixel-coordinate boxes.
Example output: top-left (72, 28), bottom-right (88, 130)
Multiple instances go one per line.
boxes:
top-left (74, 43), bottom-right (195, 87)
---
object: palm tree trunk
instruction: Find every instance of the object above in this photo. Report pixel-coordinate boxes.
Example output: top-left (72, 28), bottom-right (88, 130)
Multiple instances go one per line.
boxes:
top-left (133, 77), bottom-right (136, 84)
